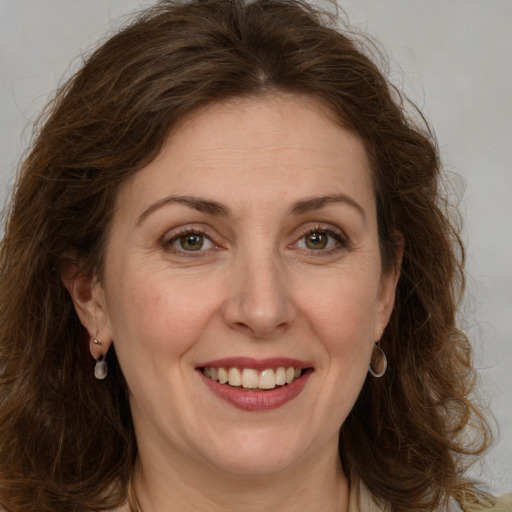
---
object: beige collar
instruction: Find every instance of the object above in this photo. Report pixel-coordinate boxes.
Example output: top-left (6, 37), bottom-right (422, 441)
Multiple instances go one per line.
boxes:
top-left (348, 477), bottom-right (386, 512)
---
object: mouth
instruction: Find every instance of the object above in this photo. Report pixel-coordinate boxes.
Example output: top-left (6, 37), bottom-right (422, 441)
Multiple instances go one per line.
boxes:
top-left (201, 365), bottom-right (309, 391)
top-left (197, 358), bottom-right (313, 411)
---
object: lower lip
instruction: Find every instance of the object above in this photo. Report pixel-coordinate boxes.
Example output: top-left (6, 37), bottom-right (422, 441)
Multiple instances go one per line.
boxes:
top-left (200, 370), bottom-right (312, 411)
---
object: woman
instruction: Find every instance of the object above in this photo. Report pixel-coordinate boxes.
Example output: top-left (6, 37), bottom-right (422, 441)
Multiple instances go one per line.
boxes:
top-left (0, 0), bottom-right (509, 511)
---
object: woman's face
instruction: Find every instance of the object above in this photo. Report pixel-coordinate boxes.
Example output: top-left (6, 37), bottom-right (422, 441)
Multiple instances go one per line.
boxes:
top-left (88, 95), bottom-right (399, 477)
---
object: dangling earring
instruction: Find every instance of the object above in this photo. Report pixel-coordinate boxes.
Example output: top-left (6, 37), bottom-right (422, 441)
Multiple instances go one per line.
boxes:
top-left (369, 342), bottom-right (387, 378)
top-left (94, 354), bottom-right (108, 380)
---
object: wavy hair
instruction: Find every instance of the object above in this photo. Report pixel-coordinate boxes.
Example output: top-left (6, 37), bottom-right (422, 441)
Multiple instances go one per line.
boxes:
top-left (0, 0), bottom-right (491, 510)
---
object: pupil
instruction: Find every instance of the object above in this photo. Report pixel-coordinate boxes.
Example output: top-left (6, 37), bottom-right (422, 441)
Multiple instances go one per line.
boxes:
top-left (307, 232), bottom-right (327, 249)
top-left (181, 234), bottom-right (203, 251)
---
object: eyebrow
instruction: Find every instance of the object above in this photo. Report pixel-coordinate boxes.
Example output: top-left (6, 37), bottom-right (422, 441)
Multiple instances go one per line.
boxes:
top-left (136, 195), bottom-right (230, 226)
top-left (290, 194), bottom-right (366, 223)
top-left (136, 193), bottom-right (366, 226)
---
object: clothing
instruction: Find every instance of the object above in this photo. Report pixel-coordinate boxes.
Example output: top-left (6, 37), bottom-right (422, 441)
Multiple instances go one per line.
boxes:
top-left (457, 491), bottom-right (512, 512)
top-left (351, 478), bottom-right (512, 512)
top-left (348, 477), bottom-right (383, 511)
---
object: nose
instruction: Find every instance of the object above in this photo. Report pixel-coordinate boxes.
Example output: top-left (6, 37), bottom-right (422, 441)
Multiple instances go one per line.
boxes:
top-left (221, 249), bottom-right (296, 339)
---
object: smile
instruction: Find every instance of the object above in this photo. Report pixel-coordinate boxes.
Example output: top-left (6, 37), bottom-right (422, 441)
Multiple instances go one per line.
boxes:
top-left (202, 366), bottom-right (303, 390)
top-left (198, 358), bottom-right (313, 411)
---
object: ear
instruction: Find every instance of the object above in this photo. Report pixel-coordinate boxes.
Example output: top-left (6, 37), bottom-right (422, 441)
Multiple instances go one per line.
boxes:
top-left (61, 262), bottom-right (113, 359)
top-left (374, 231), bottom-right (403, 339)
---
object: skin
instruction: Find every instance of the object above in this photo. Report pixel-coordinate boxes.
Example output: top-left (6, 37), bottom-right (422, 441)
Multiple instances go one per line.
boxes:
top-left (66, 94), bottom-right (400, 511)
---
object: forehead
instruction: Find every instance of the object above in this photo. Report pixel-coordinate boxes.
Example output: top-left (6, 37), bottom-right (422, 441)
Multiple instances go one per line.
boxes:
top-left (115, 94), bottom-right (375, 220)
top-left (170, 93), bottom-right (358, 159)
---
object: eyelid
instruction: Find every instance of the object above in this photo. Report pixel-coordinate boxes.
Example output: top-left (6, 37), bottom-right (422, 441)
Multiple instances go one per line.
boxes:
top-left (159, 222), bottom-right (349, 256)
top-left (161, 225), bottom-right (220, 255)
top-left (291, 224), bottom-right (349, 252)
top-left (162, 225), bottom-right (205, 243)
top-left (173, 232), bottom-right (214, 251)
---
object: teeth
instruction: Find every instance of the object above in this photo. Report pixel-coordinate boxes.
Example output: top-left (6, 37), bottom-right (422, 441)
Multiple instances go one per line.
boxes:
top-left (259, 369), bottom-right (276, 389)
top-left (218, 367), bottom-right (228, 384)
top-left (242, 368), bottom-right (259, 388)
top-left (275, 367), bottom-right (286, 385)
top-left (202, 365), bottom-right (304, 390)
top-left (228, 367), bottom-right (242, 386)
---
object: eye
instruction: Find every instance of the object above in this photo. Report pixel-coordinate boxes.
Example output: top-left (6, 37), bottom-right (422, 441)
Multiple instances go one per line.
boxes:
top-left (169, 231), bottom-right (214, 252)
top-left (296, 229), bottom-right (344, 251)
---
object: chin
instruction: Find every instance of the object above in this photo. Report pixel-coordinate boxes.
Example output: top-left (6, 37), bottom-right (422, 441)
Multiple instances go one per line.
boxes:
top-left (195, 426), bottom-right (320, 477)
top-left (206, 450), bottom-right (300, 477)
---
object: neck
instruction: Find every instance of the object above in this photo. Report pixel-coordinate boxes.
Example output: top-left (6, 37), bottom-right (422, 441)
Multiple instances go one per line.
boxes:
top-left (131, 442), bottom-right (349, 512)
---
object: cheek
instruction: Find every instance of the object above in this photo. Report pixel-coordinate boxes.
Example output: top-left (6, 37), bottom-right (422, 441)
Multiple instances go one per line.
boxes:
top-left (297, 269), bottom-right (380, 361)
top-left (105, 265), bottom-right (224, 355)
top-left (302, 270), bottom-right (380, 330)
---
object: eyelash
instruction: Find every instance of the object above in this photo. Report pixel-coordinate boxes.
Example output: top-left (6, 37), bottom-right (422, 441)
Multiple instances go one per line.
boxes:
top-left (293, 226), bottom-right (348, 254)
top-left (162, 227), bottom-right (215, 256)
top-left (161, 225), bottom-right (348, 256)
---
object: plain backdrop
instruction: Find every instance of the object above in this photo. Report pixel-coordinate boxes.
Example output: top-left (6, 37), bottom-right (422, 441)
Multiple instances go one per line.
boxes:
top-left (1, 0), bottom-right (511, 496)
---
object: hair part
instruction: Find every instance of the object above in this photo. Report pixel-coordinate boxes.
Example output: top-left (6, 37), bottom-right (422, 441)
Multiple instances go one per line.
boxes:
top-left (0, 1), bottom-right (492, 511)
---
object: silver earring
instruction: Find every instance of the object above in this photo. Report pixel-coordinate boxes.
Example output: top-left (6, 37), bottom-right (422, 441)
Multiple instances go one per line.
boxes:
top-left (93, 339), bottom-right (102, 345)
top-left (94, 354), bottom-right (108, 380)
top-left (369, 343), bottom-right (387, 378)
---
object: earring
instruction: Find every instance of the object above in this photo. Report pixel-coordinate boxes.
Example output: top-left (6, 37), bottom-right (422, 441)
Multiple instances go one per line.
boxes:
top-left (94, 354), bottom-right (108, 380)
top-left (369, 342), bottom-right (387, 378)
top-left (93, 339), bottom-right (102, 345)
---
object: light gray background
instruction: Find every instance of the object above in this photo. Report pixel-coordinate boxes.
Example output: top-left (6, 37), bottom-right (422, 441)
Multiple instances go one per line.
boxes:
top-left (1, 0), bottom-right (510, 496)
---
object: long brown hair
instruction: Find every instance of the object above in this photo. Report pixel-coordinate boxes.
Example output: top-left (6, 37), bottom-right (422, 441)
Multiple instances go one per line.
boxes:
top-left (0, 1), bottom-right (491, 510)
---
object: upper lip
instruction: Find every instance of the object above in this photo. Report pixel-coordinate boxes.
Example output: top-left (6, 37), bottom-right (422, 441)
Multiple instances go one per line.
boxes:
top-left (197, 357), bottom-right (313, 371)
